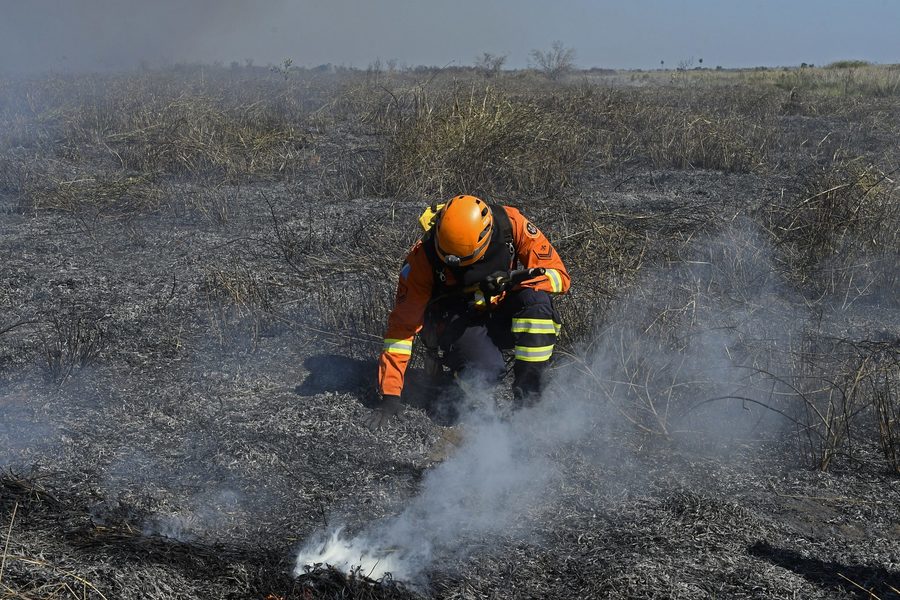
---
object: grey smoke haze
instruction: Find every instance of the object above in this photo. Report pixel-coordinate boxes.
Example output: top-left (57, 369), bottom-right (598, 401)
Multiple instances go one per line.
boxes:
top-left (0, 380), bottom-right (61, 469)
top-left (2, 0), bottom-right (898, 74)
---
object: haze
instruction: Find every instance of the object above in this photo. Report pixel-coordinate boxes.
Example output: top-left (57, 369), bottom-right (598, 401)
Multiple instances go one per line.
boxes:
top-left (1, 0), bottom-right (898, 73)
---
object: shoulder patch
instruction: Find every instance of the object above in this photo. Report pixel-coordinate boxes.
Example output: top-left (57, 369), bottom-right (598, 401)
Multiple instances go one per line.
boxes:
top-left (400, 263), bottom-right (411, 280)
top-left (534, 244), bottom-right (553, 260)
top-left (525, 221), bottom-right (539, 238)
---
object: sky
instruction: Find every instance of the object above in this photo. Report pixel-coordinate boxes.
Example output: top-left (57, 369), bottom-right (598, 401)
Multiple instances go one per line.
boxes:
top-left (1, 0), bottom-right (898, 73)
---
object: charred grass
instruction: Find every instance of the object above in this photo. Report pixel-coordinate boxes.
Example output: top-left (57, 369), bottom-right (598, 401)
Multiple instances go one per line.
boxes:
top-left (3, 65), bottom-right (897, 466)
top-left (1, 65), bottom-right (899, 599)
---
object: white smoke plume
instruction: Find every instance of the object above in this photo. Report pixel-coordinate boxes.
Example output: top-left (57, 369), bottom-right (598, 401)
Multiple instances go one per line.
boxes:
top-left (295, 404), bottom-right (556, 581)
top-left (294, 223), bottom-right (806, 582)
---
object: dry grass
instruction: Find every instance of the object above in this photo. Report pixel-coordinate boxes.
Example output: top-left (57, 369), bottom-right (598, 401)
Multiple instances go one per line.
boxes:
top-left (94, 94), bottom-right (311, 180)
top-left (782, 337), bottom-right (900, 472)
top-left (324, 79), bottom-right (779, 201)
top-left (336, 85), bottom-right (588, 198)
top-left (23, 171), bottom-right (162, 214)
top-left (773, 64), bottom-right (900, 98)
top-left (2, 69), bottom-right (318, 214)
top-left (634, 108), bottom-right (771, 172)
top-left (763, 160), bottom-right (899, 303)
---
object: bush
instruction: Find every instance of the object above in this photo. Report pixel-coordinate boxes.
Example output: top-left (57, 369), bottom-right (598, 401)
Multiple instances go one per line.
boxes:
top-left (826, 60), bottom-right (872, 69)
top-left (529, 41), bottom-right (576, 81)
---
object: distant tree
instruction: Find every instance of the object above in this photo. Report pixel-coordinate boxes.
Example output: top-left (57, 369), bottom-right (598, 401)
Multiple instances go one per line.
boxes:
top-left (475, 52), bottom-right (507, 77)
top-left (270, 57), bottom-right (293, 80)
top-left (530, 41), bottom-right (576, 81)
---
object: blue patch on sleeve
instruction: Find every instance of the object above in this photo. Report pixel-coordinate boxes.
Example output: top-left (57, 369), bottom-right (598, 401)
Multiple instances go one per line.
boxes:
top-left (400, 263), bottom-right (411, 280)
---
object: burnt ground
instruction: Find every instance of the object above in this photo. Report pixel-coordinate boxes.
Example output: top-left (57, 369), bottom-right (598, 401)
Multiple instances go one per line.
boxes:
top-left (1, 74), bottom-right (899, 599)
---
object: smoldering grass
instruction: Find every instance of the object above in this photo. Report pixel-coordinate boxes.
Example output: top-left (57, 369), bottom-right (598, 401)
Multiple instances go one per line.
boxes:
top-left (0, 472), bottom-right (59, 511)
top-left (557, 218), bottom-right (900, 472)
top-left (0, 473), bottom-right (106, 600)
top-left (295, 565), bottom-right (419, 600)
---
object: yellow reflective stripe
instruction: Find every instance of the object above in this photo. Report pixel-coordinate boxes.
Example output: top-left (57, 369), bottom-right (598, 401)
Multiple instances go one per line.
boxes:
top-left (511, 318), bottom-right (559, 335)
top-left (545, 268), bottom-right (563, 293)
top-left (383, 338), bottom-right (413, 355)
top-left (514, 344), bottom-right (554, 362)
top-left (473, 290), bottom-right (487, 308)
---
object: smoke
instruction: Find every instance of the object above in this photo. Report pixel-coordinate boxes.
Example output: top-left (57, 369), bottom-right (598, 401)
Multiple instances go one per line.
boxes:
top-left (141, 488), bottom-right (243, 542)
top-left (0, 379), bottom-right (62, 469)
top-left (0, 0), bottom-right (282, 73)
top-left (295, 400), bottom-right (557, 581)
top-left (96, 434), bottom-right (254, 544)
top-left (294, 222), bottom-right (808, 582)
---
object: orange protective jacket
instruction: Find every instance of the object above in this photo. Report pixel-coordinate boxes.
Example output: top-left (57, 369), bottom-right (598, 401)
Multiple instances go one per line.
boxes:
top-left (378, 206), bottom-right (570, 397)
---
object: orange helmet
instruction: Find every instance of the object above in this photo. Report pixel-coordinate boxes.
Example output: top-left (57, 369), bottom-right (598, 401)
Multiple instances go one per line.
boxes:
top-left (434, 195), bottom-right (493, 267)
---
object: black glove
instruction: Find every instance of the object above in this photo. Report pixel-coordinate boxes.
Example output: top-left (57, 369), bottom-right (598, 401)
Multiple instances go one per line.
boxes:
top-left (479, 271), bottom-right (510, 297)
top-left (365, 395), bottom-right (403, 431)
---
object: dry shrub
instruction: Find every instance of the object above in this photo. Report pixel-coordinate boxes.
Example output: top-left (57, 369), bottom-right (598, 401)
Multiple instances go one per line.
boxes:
top-left (551, 209), bottom-right (650, 347)
top-left (303, 277), bottom-right (394, 350)
top-left (629, 106), bottom-right (771, 172)
top-left (541, 85), bottom-right (773, 173)
top-left (783, 337), bottom-right (900, 472)
top-left (199, 258), bottom-right (290, 349)
top-left (342, 86), bottom-right (588, 198)
top-left (764, 161), bottom-right (899, 303)
top-left (260, 195), bottom-right (414, 353)
top-left (41, 316), bottom-right (108, 383)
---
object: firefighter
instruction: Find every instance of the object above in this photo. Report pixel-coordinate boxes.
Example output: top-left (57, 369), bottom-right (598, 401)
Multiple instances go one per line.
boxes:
top-left (366, 195), bottom-right (570, 430)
